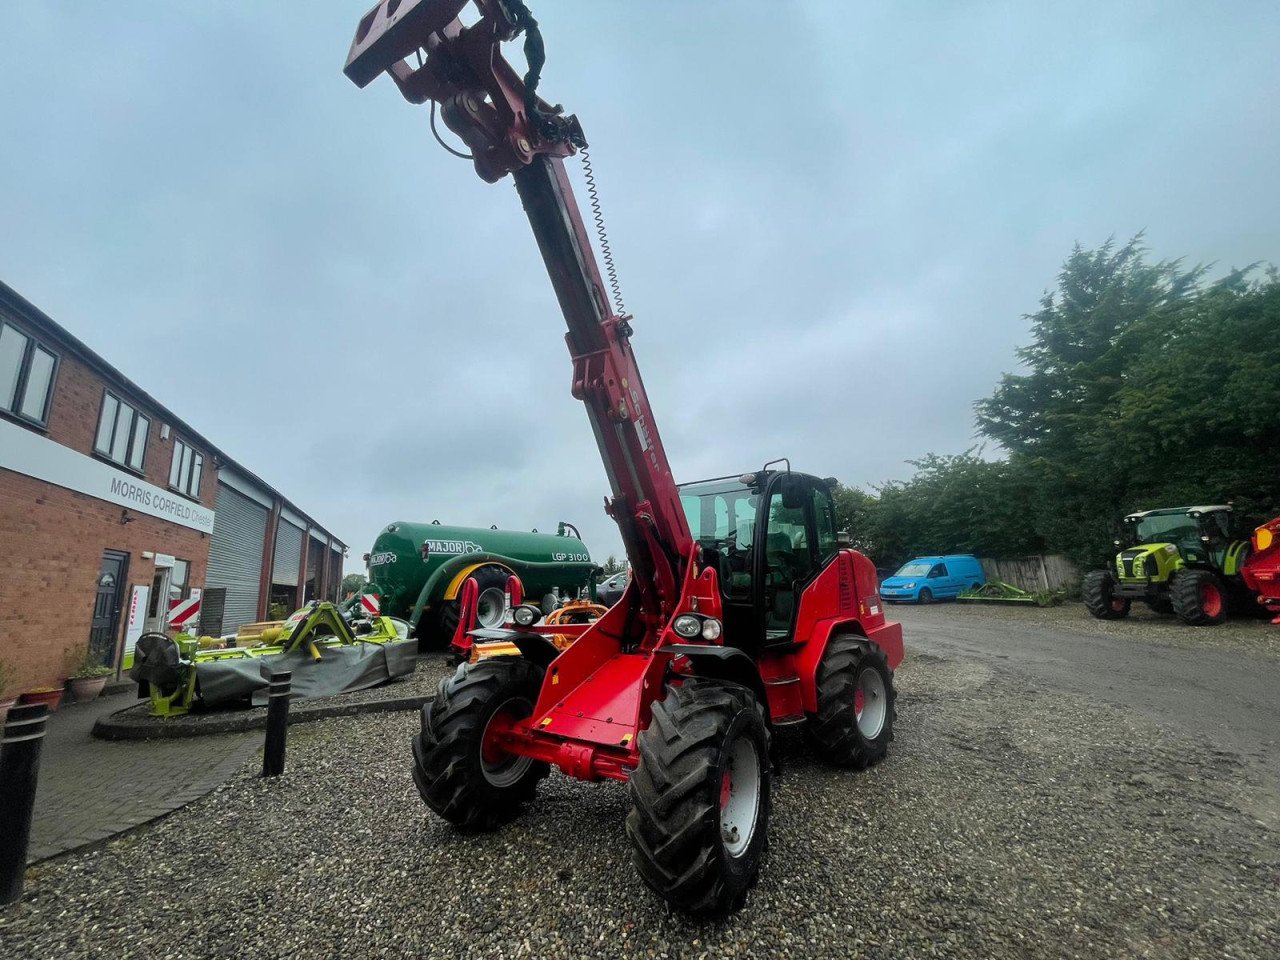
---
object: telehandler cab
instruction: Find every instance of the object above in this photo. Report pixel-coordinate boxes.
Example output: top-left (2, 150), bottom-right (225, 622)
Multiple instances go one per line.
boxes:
top-left (344, 0), bottom-right (904, 915)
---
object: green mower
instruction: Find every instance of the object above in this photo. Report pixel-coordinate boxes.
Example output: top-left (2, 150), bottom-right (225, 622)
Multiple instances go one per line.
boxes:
top-left (1083, 505), bottom-right (1252, 626)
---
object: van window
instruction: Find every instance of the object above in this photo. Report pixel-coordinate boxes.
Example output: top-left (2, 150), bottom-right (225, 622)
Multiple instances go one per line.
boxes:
top-left (928, 563), bottom-right (948, 578)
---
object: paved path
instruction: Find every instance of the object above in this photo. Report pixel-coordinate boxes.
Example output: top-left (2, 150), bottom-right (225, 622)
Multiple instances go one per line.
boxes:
top-left (27, 691), bottom-right (258, 863)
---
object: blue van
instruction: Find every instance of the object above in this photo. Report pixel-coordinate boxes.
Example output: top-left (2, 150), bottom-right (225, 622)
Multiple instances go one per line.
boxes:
top-left (879, 555), bottom-right (985, 603)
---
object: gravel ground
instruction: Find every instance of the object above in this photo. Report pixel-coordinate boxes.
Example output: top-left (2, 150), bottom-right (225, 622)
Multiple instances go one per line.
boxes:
top-left (901, 599), bottom-right (1280, 658)
top-left (2, 652), bottom-right (1277, 959)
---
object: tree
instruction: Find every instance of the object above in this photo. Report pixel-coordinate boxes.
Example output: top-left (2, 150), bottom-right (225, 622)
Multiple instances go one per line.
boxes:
top-left (341, 573), bottom-right (368, 597)
top-left (598, 555), bottom-right (626, 578)
top-left (975, 237), bottom-right (1279, 563)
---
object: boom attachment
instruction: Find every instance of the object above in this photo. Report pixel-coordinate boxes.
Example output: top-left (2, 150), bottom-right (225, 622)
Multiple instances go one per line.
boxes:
top-left (345, 0), bottom-right (693, 629)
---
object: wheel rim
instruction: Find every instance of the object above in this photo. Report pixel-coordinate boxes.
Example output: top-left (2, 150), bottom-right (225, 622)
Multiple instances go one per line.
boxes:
top-left (719, 734), bottom-right (761, 858)
top-left (1110, 598), bottom-right (1127, 613)
top-left (476, 587), bottom-right (507, 628)
top-left (479, 697), bottom-right (534, 787)
top-left (919, 589), bottom-right (931, 604)
top-left (1200, 583), bottom-right (1223, 618)
top-left (855, 667), bottom-right (887, 739)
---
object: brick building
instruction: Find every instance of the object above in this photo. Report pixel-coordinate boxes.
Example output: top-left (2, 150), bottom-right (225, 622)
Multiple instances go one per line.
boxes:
top-left (0, 281), bottom-right (346, 695)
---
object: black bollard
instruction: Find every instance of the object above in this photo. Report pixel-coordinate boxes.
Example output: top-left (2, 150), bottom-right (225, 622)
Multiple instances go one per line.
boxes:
top-left (262, 671), bottom-right (292, 777)
top-left (0, 703), bottom-right (50, 906)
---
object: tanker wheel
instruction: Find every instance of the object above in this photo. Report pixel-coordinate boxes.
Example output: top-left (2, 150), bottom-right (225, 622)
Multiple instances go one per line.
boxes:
top-left (626, 679), bottom-right (771, 917)
top-left (431, 566), bottom-right (513, 650)
top-left (1082, 570), bottom-right (1130, 620)
top-left (805, 634), bottom-right (897, 768)
top-left (1170, 569), bottom-right (1228, 626)
top-left (410, 657), bottom-right (549, 831)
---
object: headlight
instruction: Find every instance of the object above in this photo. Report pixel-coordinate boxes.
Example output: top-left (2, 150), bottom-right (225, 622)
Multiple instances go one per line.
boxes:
top-left (672, 615), bottom-right (701, 638)
top-left (1259, 527), bottom-right (1274, 551)
top-left (701, 618), bottom-right (723, 641)
top-left (904, 582), bottom-right (916, 589)
top-left (513, 604), bottom-right (540, 627)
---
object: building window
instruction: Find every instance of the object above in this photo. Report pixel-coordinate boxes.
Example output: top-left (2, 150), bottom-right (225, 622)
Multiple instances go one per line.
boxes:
top-left (169, 439), bottom-right (203, 498)
top-left (0, 321), bottom-right (59, 427)
top-left (94, 391), bottom-right (149, 471)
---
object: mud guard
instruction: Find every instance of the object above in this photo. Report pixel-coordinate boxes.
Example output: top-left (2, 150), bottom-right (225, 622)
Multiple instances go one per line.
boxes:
top-left (468, 628), bottom-right (563, 667)
top-left (662, 644), bottom-right (768, 715)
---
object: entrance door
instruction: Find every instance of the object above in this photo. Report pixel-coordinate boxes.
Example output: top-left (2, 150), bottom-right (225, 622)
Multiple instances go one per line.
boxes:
top-left (89, 550), bottom-right (129, 668)
top-left (760, 475), bottom-right (817, 643)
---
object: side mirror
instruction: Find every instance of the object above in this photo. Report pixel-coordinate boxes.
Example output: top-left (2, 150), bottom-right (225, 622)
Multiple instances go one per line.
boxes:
top-left (780, 473), bottom-right (805, 510)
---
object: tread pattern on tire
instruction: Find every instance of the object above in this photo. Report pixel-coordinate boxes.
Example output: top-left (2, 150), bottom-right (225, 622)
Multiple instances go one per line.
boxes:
top-left (626, 679), bottom-right (769, 917)
top-left (411, 657), bottom-right (548, 831)
top-left (1082, 570), bottom-right (1130, 620)
top-left (1170, 568), bottom-right (1227, 626)
top-left (806, 634), bottom-right (897, 768)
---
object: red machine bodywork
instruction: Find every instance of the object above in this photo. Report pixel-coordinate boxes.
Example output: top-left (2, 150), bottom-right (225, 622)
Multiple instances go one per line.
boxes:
top-left (345, 0), bottom-right (904, 782)
top-left (1242, 516), bottom-right (1280, 623)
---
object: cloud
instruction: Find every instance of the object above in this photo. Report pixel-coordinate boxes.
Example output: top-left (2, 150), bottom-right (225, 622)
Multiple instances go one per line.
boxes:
top-left (3, 0), bottom-right (1277, 569)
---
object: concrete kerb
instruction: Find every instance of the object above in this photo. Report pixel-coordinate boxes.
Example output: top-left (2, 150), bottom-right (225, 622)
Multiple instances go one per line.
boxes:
top-left (92, 693), bottom-right (434, 741)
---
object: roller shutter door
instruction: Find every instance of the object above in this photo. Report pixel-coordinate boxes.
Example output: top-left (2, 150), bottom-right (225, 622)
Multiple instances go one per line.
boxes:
top-left (272, 520), bottom-right (304, 590)
top-left (205, 482), bottom-right (268, 634)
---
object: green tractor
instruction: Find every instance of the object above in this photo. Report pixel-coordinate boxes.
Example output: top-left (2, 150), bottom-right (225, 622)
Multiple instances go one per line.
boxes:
top-left (1083, 505), bottom-right (1252, 625)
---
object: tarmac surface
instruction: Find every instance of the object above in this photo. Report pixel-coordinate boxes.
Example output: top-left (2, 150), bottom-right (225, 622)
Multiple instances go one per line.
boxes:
top-left (894, 601), bottom-right (1280, 823)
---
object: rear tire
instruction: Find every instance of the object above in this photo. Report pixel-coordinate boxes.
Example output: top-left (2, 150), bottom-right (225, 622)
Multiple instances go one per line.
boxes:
top-left (1082, 570), bottom-right (1130, 620)
top-left (806, 634), bottom-right (896, 768)
top-left (1145, 594), bottom-right (1174, 615)
top-left (626, 679), bottom-right (770, 917)
top-left (1170, 569), bottom-right (1228, 626)
top-left (411, 657), bottom-right (549, 830)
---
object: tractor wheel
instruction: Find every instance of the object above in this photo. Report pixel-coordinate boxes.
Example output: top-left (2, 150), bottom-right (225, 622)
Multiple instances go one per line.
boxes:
top-left (1082, 570), bottom-right (1130, 620)
top-left (1146, 593), bottom-right (1174, 615)
top-left (1170, 569), bottom-right (1228, 626)
top-left (806, 634), bottom-right (897, 768)
top-left (917, 587), bottom-right (933, 604)
top-left (430, 566), bottom-right (512, 650)
top-left (626, 679), bottom-right (771, 917)
top-left (410, 657), bottom-right (549, 830)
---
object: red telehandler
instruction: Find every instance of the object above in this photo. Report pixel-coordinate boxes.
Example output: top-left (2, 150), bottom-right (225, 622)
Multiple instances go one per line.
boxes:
top-left (344, 0), bottom-right (904, 915)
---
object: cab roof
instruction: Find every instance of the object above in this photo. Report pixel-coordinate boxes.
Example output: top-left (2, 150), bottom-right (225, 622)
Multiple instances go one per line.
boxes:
top-left (1124, 505), bottom-right (1232, 521)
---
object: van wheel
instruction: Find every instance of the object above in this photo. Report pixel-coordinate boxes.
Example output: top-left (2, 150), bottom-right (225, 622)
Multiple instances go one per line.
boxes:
top-left (917, 588), bottom-right (933, 604)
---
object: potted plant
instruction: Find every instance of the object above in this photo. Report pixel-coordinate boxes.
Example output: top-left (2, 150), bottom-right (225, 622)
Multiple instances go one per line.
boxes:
top-left (0, 658), bottom-right (15, 726)
top-left (19, 686), bottom-right (64, 712)
top-left (66, 648), bottom-right (114, 704)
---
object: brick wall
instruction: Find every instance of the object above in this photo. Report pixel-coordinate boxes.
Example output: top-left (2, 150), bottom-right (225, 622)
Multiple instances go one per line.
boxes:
top-left (0, 349), bottom-right (216, 696)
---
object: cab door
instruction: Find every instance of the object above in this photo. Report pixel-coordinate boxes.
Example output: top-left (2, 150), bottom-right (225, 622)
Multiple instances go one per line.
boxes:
top-left (758, 474), bottom-right (819, 644)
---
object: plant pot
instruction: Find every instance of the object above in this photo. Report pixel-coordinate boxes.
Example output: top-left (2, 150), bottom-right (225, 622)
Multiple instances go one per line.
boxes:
top-left (68, 676), bottom-right (110, 704)
top-left (0, 696), bottom-right (16, 728)
top-left (19, 687), bottom-right (64, 712)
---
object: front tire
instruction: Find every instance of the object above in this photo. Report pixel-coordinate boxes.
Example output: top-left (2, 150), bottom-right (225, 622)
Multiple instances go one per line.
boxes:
top-left (1082, 570), bottom-right (1131, 620)
top-left (806, 634), bottom-right (897, 768)
top-left (1170, 569), bottom-right (1228, 626)
top-left (917, 587), bottom-right (933, 604)
top-left (626, 679), bottom-right (771, 917)
top-left (411, 657), bottom-right (549, 831)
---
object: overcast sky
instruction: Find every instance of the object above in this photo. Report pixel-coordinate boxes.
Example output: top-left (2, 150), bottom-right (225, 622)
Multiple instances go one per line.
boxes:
top-left (3, 2), bottom-right (1277, 570)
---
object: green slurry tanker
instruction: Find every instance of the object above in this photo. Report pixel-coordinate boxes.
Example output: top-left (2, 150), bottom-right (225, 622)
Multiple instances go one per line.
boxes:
top-left (358, 521), bottom-right (597, 649)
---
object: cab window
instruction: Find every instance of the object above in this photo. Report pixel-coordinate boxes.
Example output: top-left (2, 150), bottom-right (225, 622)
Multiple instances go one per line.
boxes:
top-left (928, 563), bottom-right (948, 578)
top-left (813, 488), bottom-right (836, 560)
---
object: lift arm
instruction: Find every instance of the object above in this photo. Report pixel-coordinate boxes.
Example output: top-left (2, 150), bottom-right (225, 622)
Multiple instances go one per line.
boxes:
top-left (345, 0), bottom-right (693, 630)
